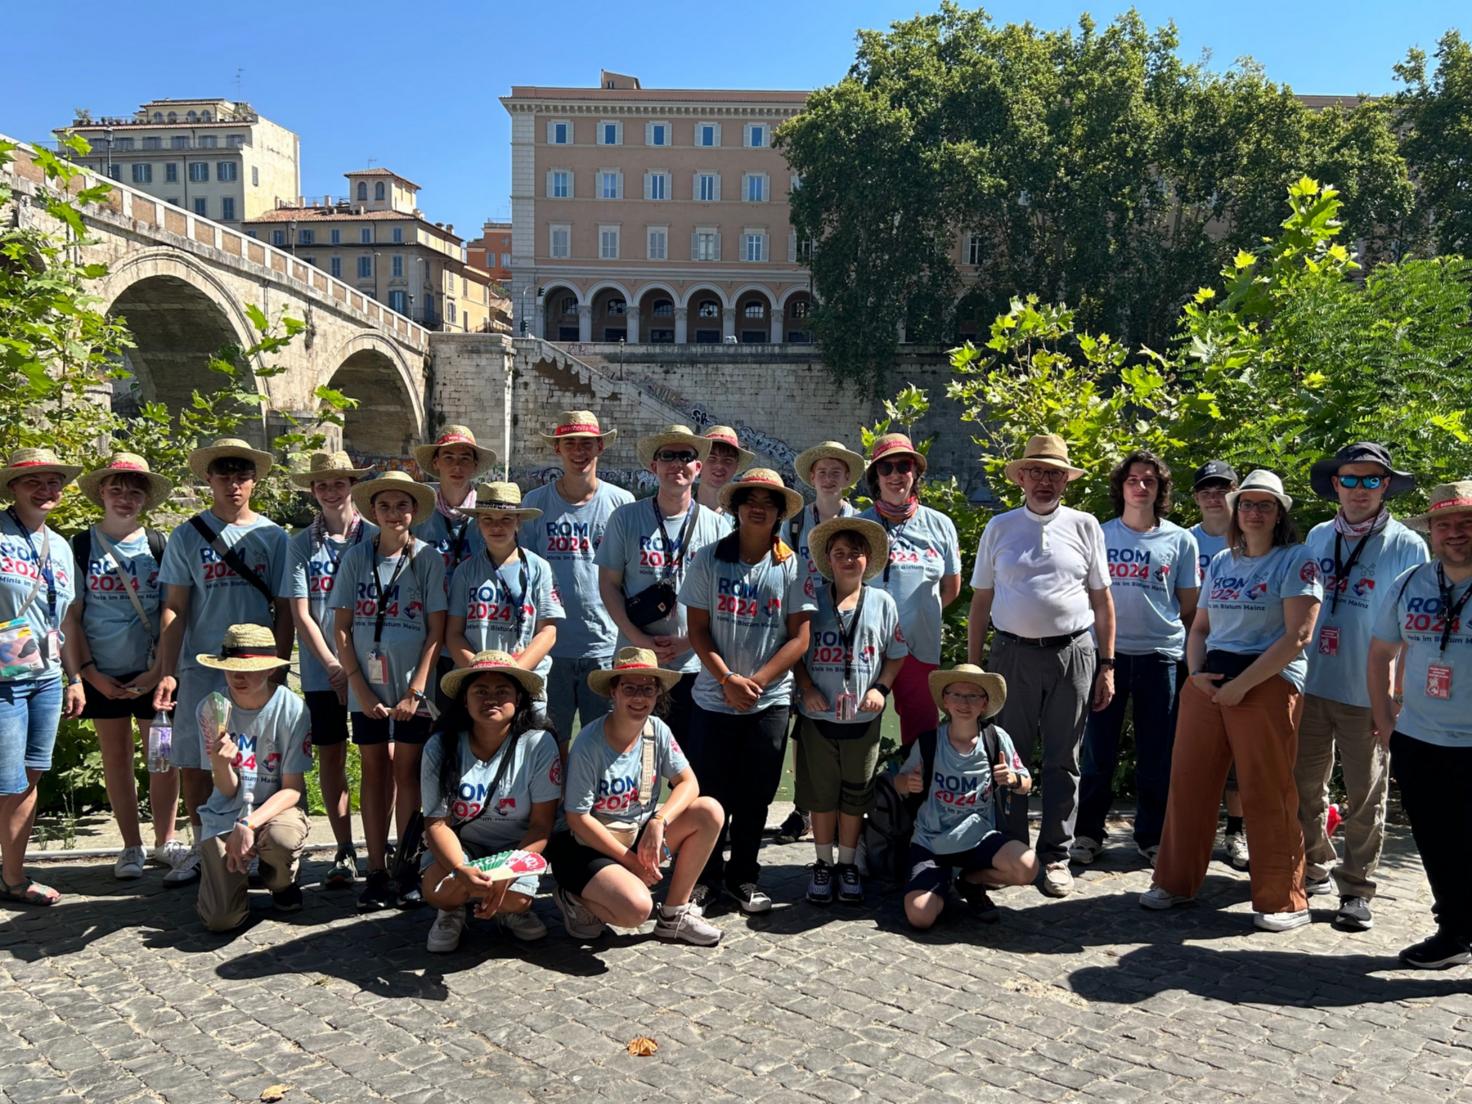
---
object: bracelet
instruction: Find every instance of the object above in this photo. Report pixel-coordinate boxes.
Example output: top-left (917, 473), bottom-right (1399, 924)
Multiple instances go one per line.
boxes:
top-left (1390, 692), bottom-right (1404, 704)
top-left (80, 659), bottom-right (96, 671)
top-left (719, 670), bottom-right (736, 684)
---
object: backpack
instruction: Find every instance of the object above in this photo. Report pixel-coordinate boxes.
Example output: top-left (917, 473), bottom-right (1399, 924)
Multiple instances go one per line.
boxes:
top-left (70, 527), bottom-right (167, 609)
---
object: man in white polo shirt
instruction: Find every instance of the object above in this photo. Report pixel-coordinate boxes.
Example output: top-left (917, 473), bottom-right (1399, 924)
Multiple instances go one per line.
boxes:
top-left (968, 433), bottom-right (1115, 897)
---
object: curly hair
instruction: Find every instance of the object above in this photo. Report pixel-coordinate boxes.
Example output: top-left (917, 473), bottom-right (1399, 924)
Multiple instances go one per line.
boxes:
top-left (1109, 450), bottom-right (1173, 519)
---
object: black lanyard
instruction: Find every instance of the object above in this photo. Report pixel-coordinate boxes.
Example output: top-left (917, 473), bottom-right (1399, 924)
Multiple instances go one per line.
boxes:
top-left (490, 548), bottom-right (531, 638)
top-left (370, 540), bottom-right (412, 646)
top-left (880, 516), bottom-right (911, 585)
top-left (830, 582), bottom-right (867, 683)
top-left (446, 517), bottom-right (470, 571)
top-left (1329, 530), bottom-right (1373, 616)
top-left (1436, 563), bottom-right (1472, 653)
top-left (653, 498), bottom-right (699, 581)
top-left (321, 517), bottom-right (365, 568)
top-left (6, 508), bottom-right (56, 627)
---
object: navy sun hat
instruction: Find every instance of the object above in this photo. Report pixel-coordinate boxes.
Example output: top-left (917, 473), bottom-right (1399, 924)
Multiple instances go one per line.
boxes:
top-left (1192, 460), bottom-right (1238, 489)
top-left (1309, 442), bottom-right (1415, 501)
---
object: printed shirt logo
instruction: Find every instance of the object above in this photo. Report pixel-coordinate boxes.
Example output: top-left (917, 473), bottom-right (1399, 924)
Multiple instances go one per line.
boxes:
top-left (543, 519), bottom-right (599, 557)
top-left (1246, 582), bottom-right (1270, 601)
top-left (1403, 593), bottom-right (1467, 640)
top-left (1352, 577), bottom-right (1376, 598)
top-left (199, 544), bottom-right (268, 587)
top-left (1300, 560), bottom-right (1319, 584)
top-left (594, 771), bottom-right (643, 814)
top-left (548, 757), bottom-right (563, 786)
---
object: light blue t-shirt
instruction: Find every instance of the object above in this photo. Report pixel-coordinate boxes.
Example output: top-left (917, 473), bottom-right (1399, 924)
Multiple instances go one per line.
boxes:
top-left (1202, 544), bottom-right (1323, 691)
top-left (901, 722), bottom-right (1030, 855)
top-left (520, 480), bottom-right (634, 660)
top-left (413, 502), bottom-right (484, 595)
top-left (594, 497), bottom-right (730, 673)
top-left (448, 547), bottom-right (563, 695)
top-left (0, 512), bottom-right (76, 681)
top-left (565, 714), bottom-right (690, 827)
top-left (792, 500), bottom-right (859, 581)
top-left (1190, 523), bottom-right (1229, 584)
top-left (420, 727), bottom-right (562, 850)
top-left (76, 528), bottom-right (160, 678)
top-left (800, 582), bottom-right (908, 724)
top-left (1304, 518), bottom-right (1429, 708)
top-left (679, 541), bottom-right (816, 713)
top-left (158, 512), bottom-right (289, 674)
top-left (1372, 563), bottom-right (1472, 748)
top-left (859, 504), bottom-right (961, 665)
top-left (196, 686), bottom-right (313, 843)
top-left (287, 520), bottom-right (377, 693)
top-left (1102, 517), bottom-right (1199, 660)
top-left (328, 538), bottom-right (447, 712)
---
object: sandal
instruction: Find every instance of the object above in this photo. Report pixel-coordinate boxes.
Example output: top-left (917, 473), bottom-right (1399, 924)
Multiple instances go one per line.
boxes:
top-left (0, 876), bottom-right (60, 907)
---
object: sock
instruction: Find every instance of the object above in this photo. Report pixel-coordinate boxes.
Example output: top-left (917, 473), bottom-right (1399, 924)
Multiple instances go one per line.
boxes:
top-left (660, 902), bottom-right (685, 918)
top-left (815, 842), bottom-right (835, 866)
top-left (837, 845), bottom-right (857, 866)
top-left (1226, 816), bottom-right (1244, 835)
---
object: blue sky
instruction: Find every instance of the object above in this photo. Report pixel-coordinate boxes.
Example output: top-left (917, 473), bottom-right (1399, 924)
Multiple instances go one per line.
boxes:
top-left (4, 1), bottom-right (1464, 239)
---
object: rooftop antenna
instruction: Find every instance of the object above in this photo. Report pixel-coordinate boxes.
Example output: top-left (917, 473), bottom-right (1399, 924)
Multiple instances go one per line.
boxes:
top-left (367, 156), bottom-right (378, 167)
top-left (233, 67), bottom-right (244, 99)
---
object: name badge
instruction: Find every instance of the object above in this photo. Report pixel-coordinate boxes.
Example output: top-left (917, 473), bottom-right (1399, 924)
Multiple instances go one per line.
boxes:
top-left (834, 691), bottom-right (859, 722)
top-left (1426, 663), bottom-right (1453, 701)
top-left (1317, 626), bottom-right (1339, 657)
top-left (45, 628), bottom-right (61, 663)
top-left (365, 649), bottom-right (389, 686)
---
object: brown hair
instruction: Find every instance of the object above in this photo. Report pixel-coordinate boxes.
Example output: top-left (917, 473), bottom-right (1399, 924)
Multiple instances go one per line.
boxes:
top-left (1109, 450), bottom-right (1173, 519)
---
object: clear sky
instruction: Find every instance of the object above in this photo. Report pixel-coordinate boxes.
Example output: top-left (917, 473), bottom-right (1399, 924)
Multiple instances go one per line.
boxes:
top-left (3, 1), bottom-right (1464, 241)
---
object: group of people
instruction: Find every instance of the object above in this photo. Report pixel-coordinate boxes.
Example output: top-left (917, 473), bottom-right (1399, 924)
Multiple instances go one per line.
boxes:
top-left (0, 413), bottom-right (1467, 969)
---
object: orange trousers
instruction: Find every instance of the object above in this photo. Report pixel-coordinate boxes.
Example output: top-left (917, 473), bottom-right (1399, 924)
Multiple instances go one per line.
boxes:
top-left (1154, 675), bottom-right (1307, 914)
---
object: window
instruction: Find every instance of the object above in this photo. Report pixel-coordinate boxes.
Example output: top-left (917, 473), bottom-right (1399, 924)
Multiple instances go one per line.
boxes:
top-left (697, 299), bottom-right (720, 319)
top-left (791, 232), bottom-right (817, 262)
top-left (448, 302), bottom-right (457, 325)
top-left (357, 182), bottom-right (367, 200)
top-left (392, 255), bottom-right (404, 278)
top-left (152, 112), bottom-right (163, 122)
top-left (142, 136), bottom-right (161, 150)
top-left (200, 110), bottom-right (212, 122)
top-left (167, 197), bottom-right (180, 207)
top-left (966, 232), bottom-right (983, 266)
top-left (791, 298), bottom-right (810, 319)
top-left (548, 119), bottom-right (571, 145)
top-left (549, 224), bottom-right (571, 259)
top-left (597, 120), bottom-right (621, 146)
top-left (499, 251), bottom-right (511, 266)
top-left (221, 197), bottom-right (235, 220)
top-left (360, 228), bottom-right (372, 244)
top-left (599, 170), bottom-right (622, 199)
top-left (374, 181), bottom-right (385, 200)
top-left (743, 173), bottom-right (766, 202)
top-left (330, 257), bottom-right (342, 278)
top-left (696, 122), bottom-right (720, 147)
top-left (389, 289), bottom-right (407, 313)
top-left (171, 135), bottom-right (189, 149)
top-left (606, 298), bottom-right (626, 316)
top-left (696, 173), bottom-right (719, 202)
top-left (187, 111), bottom-right (197, 122)
top-left (106, 164), bottom-right (122, 181)
top-left (598, 225), bottom-right (619, 260)
top-left (693, 228), bottom-right (719, 261)
top-left (744, 302), bottom-right (765, 318)
top-left (271, 229), bottom-right (285, 246)
top-left (330, 228), bottom-right (341, 244)
top-left (198, 134), bottom-right (217, 148)
top-left (166, 111), bottom-right (177, 122)
top-left (251, 166), bottom-right (258, 187)
top-left (301, 256), bottom-right (315, 267)
top-left (115, 137), bottom-right (135, 151)
top-left (560, 296), bottom-right (578, 317)
top-left (743, 231), bottom-right (767, 262)
top-left (745, 123), bottom-right (767, 148)
top-left (188, 161), bottom-right (208, 182)
top-left (647, 226), bottom-right (667, 260)
top-left (548, 169), bottom-right (571, 198)
top-left (131, 163), bottom-right (152, 184)
top-left (227, 135), bottom-right (244, 148)
top-left (217, 161), bottom-right (237, 182)
top-left (193, 197), bottom-right (208, 216)
top-left (357, 256), bottom-right (373, 279)
top-left (298, 229), bottom-right (314, 245)
top-left (646, 122), bottom-right (669, 147)
top-left (645, 171), bottom-right (668, 200)
top-left (652, 299), bottom-right (674, 317)
top-left (392, 227), bottom-right (403, 243)
top-left (164, 162), bottom-right (178, 183)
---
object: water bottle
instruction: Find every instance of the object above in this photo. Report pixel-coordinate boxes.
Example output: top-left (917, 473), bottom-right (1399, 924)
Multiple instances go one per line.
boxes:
top-left (148, 710), bottom-right (172, 773)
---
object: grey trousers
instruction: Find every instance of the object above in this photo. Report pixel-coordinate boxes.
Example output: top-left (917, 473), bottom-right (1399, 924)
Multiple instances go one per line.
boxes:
top-left (545, 654), bottom-right (614, 742)
top-left (990, 632), bottom-right (1096, 864)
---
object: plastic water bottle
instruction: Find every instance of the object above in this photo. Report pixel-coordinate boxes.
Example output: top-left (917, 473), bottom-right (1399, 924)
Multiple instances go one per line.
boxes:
top-left (148, 710), bottom-right (172, 773)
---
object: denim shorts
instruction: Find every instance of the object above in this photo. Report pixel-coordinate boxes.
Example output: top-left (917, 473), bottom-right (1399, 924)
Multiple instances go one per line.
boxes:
top-left (0, 676), bottom-right (64, 794)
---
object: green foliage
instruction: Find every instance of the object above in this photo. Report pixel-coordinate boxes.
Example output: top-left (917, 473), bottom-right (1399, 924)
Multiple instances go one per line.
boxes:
top-left (1395, 30), bottom-right (1472, 255)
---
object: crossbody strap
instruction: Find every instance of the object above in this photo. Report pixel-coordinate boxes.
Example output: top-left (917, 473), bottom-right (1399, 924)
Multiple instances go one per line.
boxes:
top-left (92, 527), bottom-right (155, 635)
top-left (189, 515), bottom-right (274, 606)
top-left (635, 718), bottom-right (659, 814)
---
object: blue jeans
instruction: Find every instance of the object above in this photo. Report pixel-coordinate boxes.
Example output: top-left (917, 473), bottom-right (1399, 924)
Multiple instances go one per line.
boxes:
top-left (0, 676), bottom-right (63, 795)
top-left (544, 654), bottom-right (613, 742)
top-left (1077, 651), bottom-right (1178, 849)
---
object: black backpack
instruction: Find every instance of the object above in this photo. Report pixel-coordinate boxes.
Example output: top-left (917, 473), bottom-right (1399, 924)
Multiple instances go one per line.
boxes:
top-left (70, 527), bottom-right (167, 608)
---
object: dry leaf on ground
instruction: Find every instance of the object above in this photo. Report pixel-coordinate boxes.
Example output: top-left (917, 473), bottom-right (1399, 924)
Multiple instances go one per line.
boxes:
top-left (626, 1036), bottom-right (658, 1057)
top-left (260, 1085), bottom-right (290, 1102)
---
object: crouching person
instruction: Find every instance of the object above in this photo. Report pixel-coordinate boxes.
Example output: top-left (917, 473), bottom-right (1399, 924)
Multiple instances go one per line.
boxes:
top-left (899, 665), bottom-right (1037, 930)
top-left (548, 647), bottom-right (724, 945)
top-left (194, 624), bottom-right (312, 932)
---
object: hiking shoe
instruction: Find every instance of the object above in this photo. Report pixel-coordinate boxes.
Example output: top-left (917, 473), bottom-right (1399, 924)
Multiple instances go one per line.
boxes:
top-left (553, 885), bottom-right (607, 939)
top-left (957, 881), bottom-right (1000, 923)
top-left (1069, 836), bottom-right (1102, 864)
top-left (655, 903), bottom-right (723, 946)
top-left (159, 841), bottom-right (200, 886)
top-left (357, 869), bottom-right (395, 912)
top-left (395, 867), bottom-right (424, 910)
top-left (427, 907), bottom-right (467, 953)
top-left (1305, 876), bottom-right (1334, 898)
top-left (1398, 930), bottom-right (1472, 970)
top-left (836, 863), bottom-right (863, 905)
top-left (1335, 896), bottom-right (1374, 932)
top-left (773, 809), bottom-right (811, 844)
top-left (497, 909), bottom-right (547, 942)
top-left (1255, 908), bottom-right (1311, 932)
top-left (1040, 860), bottom-right (1074, 898)
top-left (727, 882), bottom-right (773, 914)
top-left (271, 884), bottom-right (303, 913)
top-left (114, 846), bottom-right (147, 880)
top-left (806, 860), bottom-right (834, 905)
top-left (325, 846), bottom-right (358, 888)
top-left (1137, 844), bottom-right (1160, 868)
top-left (1224, 830), bottom-right (1250, 870)
top-left (1140, 885), bottom-right (1192, 910)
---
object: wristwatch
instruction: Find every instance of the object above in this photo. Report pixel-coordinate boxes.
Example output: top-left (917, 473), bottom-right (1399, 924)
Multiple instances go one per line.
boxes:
top-left (1096, 656), bottom-right (1115, 669)
top-left (873, 682), bottom-right (892, 698)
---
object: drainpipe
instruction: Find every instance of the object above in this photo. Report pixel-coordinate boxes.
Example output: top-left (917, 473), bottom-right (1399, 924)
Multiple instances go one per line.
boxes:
top-left (503, 346), bottom-right (515, 481)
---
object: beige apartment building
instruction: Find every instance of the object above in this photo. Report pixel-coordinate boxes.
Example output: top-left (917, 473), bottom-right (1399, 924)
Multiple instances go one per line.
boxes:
top-left (243, 168), bottom-right (505, 334)
top-left (502, 71), bottom-right (815, 344)
top-left (58, 99), bottom-right (299, 225)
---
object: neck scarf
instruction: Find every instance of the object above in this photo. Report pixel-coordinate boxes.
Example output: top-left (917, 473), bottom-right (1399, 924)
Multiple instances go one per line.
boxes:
top-left (875, 495), bottom-right (919, 525)
top-left (436, 485), bottom-right (475, 521)
top-left (312, 510), bottom-right (361, 547)
top-left (1333, 506), bottom-right (1390, 539)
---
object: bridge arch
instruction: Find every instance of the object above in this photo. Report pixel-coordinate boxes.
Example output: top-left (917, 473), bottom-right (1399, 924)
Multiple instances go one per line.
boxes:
top-left (323, 332), bottom-right (427, 465)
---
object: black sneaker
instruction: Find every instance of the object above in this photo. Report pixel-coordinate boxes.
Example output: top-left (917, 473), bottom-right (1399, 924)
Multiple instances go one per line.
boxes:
top-left (272, 884), bottom-right (303, 913)
top-left (356, 869), bottom-right (395, 912)
top-left (1398, 930), bottom-right (1472, 970)
top-left (806, 861), bottom-right (834, 905)
top-left (773, 810), bottom-right (811, 844)
top-left (396, 866), bottom-right (424, 910)
top-left (957, 881), bottom-right (1001, 923)
top-left (836, 863), bottom-right (863, 905)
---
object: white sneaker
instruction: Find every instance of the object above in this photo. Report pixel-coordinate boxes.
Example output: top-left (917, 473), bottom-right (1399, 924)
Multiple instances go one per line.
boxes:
top-left (114, 846), bottom-right (147, 880)
top-left (1069, 836), bottom-right (1102, 864)
top-left (654, 903), bottom-right (723, 946)
top-left (1040, 860), bottom-right (1074, 898)
top-left (1139, 885), bottom-right (1191, 910)
top-left (1224, 830), bottom-right (1250, 871)
top-left (1137, 844), bottom-right (1160, 868)
top-left (426, 908), bottom-right (466, 953)
top-left (497, 908), bottom-right (548, 942)
top-left (159, 841), bottom-right (200, 886)
top-left (553, 885), bottom-right (608, 939)
top-left (1254, 909), bottom-right (1311, 932)
top-left (728, 883), bottom-right (772, 914)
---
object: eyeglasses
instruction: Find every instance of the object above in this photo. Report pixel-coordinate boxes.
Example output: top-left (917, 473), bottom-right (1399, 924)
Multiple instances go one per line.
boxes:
top-left (874, 459), bottom-right (915, 477)
top-left (1237, 499), bottom-right (1280, 514)
top-left (943, 690), bottom-right (990, 705)
top-left (1335, 474), bottom-right (1386, 490)
top-left (655, 449), bottom-right (698, 464)
top-left (1021, 467), bottom-right (1066, 482)
top-left (615, 683), bottom-right (659, 699)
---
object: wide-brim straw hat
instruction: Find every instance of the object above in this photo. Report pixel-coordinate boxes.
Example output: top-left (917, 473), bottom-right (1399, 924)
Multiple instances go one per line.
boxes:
top-left (808, 517), bottom-right (890, 582)
top-left (718, 468), bottom-right (805, 521)
top-left (637, 424), bottom-right (712, 468)
top-left (0, 448), bottom-right (83, 499)
top-left (77, 452), bottom-right (173, 512)
top-left (866, 433), bottom-right (928, 477)
top-left (929, 664), bottom-right (1007, 720)
top-left (196, 623), bottom-right (289, 672)
top-left (465, 481), bottom-right (542, 523)
top-left (412, 425), bottom-right (498, 477)
top-left (1003, 433), bottom-right (1085, 484)
top-left (796, 441), bottom-right (866, 490)
top-left (289, 449), bottom-right (374, 489)
top-left (1309, 442), bottom-right (1415, 501)
top-left (701, 425), bottom-right (756, 470)
top-left (1406, 480), bottom-right (1472, 533)
top-left (1226, 469), bottom-right (1293, 513)
top-left (187, 438), bottom-right (275, 482)
top-left (588, 646), bottom-right (683, 698)
top-left (350, 470), bottom-right (436, 525)
top-left (440, 649), bottom-right (545, 700)
top-left (540, 409), bottom-right (616, 444)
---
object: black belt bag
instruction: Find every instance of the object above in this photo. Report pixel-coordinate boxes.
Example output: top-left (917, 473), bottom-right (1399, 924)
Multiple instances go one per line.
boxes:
top-left (624, 578), bottom-right (678, 630)
top-left (1203, 649), bottom-right (1262, 683)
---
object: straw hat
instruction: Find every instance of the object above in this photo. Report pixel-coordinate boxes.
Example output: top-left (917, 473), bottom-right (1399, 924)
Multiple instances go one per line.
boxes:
top-left (795, 441), bottom-right (866, 490)
top-left (77, 452), bottom-right (173, 512)
top-left (411, 425), bottom-right (497, 477)
top-left (1002, 434), bottom-right (1085, 484)
top-left (440, 649), bottom-right (544, 700)
top-left (587, 646), bottom-right (682, 698)
top-left (196, 623), bottom-right (289, 672)
top-left (288, 450), bottom-right (374, 489)
top-left (808, 517), bottom-right (889, 582)
top-left (350, 469), bottom-right (436, 525)
top-left (637, 424), bottom-right (712, 468)
top-left (1226, 469), bottom-right (1293, 513)
top-left (701, 425), bottom-right (756, 470)
top-left (928, 664), bottom-right (1007, 719)
top-left (540, 409), bottom-right (616, 444)
top-left (718, 468), bottom-right (805, 520)
top-left (465, 481), bottom-right (542, 523)
top-left (1309, 442), bottom-right (1415, 501)
top-left (1406, 480), bottom-right (1472, 533)
top-left (866, 433), bottom-right (928, 477)
top-left (0, 447), bottom-right (82, 501)
top-left (187, 437), bottom-right (275, 482)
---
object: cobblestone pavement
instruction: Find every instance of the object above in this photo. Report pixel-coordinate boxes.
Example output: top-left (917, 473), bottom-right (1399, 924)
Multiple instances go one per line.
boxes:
top-left (4, 817), bottom-right (1471, 1104)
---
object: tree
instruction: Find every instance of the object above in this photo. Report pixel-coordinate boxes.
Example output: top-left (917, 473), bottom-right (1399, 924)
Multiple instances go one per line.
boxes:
top-left (1395, 30), bottom-right (1472, 256)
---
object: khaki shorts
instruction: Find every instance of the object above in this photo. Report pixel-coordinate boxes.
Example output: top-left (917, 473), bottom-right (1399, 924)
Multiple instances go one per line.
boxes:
top-left (196, 806), bottom-right (310, 932)
top-left (794, 714), bottom-right (883, 816)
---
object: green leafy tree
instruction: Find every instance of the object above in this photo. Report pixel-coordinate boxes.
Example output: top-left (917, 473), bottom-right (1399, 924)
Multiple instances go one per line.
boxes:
top-left (1395, 30), bottom-right (1472, 255)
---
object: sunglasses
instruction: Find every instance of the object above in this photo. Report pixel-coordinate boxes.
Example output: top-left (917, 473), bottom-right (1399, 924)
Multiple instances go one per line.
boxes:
top-left (874, 459), bottom-right (916, 477)
top-left (655, 449), bottom-right (699, 464)
top-left (1335, 474), bottom-right (1386, 490)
